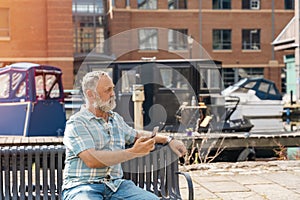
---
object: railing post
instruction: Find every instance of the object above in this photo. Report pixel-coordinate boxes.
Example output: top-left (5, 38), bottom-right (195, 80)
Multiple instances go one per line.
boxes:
top-left (132, 84), bottom-right (145, 130)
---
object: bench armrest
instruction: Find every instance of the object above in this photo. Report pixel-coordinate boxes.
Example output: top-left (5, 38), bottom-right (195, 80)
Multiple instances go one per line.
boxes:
top-left (176, 171), bottom-right (194, 200)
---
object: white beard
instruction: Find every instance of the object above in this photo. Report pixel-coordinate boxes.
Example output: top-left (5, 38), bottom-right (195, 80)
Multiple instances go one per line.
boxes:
top-left (93, 93), bottom-right (116, 112)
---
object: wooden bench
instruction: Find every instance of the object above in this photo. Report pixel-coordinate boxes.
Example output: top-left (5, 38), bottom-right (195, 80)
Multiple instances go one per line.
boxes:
top-left (0, 145), bottom-right (194, 200)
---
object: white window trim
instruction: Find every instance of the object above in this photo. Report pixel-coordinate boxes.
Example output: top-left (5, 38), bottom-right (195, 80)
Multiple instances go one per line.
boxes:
top-left (250, 0), bottom-right (260, 10)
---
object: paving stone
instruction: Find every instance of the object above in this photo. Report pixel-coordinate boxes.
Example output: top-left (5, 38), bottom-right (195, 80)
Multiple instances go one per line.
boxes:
top-left (215, 191), bottom-right (266, 200)
top-left (229, 174), bottom-right (273, 185)
top-left (259, 171), bottom-right (300, 190)
top-left (190, 173), bottom-right (232, 183)
top-left (198, 181), bottom-right (250, 193)
top-left (180, 186), bottom-right (218, 200)
top-left (247, 183), bottom-right (300, 200)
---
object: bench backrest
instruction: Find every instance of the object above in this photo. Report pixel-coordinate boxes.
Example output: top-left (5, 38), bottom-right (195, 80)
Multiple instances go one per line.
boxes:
top-left (0, 145), bottom-right (182, 200)
top-left (0, 145), bottom-right (65, 199)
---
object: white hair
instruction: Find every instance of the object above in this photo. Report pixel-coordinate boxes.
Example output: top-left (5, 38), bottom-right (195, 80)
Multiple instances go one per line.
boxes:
top-left (81, 71), bottom-right (108, 101)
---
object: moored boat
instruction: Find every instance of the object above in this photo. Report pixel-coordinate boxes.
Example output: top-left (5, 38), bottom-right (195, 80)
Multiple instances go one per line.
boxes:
top-left (222, 77), bottom-right (283, 119)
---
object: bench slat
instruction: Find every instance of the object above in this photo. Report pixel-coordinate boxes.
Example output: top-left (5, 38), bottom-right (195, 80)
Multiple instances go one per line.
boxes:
top-left (27, 146), bottom-right (34, 200)
top-left (34, 147), bottom-right (41, 198)
top-left (4, 147), bottom-right (11, 199)
top-left (19, 146), bottom-right (26, 199)
top-left (0, 148), bottom-right (3, 199)
top-left (50, 146), bottom-right (56, 199)
top-left (57, 147), bottom-right (63, 199)
top-left (42, 146), bottom-right (49, 199)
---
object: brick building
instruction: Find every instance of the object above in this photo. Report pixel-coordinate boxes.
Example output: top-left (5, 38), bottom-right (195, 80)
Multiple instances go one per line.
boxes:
top-left (0, 0), bottom-right (295, 91)
top-left (0, 0), bottom-right (74, 89)
top-left (106, 0), bottom-right (295, 91)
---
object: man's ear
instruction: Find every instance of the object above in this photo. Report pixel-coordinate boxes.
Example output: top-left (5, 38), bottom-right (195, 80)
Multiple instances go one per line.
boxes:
top-left (86, 90), bottom-right (95, 99)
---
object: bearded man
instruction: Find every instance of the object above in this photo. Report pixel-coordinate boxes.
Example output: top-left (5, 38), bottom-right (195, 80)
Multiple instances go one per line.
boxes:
top-left (62, 71), bottom-right (187, 200)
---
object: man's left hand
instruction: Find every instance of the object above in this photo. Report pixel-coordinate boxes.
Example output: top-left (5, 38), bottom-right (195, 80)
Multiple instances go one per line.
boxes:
top-left (169, 139), bottom-right (187, 157)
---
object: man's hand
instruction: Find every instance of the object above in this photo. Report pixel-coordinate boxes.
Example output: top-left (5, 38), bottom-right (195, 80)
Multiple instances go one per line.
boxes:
top-left (126, 137), bottom-right (155, 157)
top-left (169, 139), bottom-right (187, 157)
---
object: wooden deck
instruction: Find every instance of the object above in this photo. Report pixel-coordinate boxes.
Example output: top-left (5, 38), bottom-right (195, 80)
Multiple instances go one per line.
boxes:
top-left (0, 136), bottom-right (63, 146)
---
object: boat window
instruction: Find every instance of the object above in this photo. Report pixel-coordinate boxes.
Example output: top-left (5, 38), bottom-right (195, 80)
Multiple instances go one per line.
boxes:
top-left (11, 73), bottom-right (23, 90)
top-left (235, 87), bottom-right (249, 93)
top-left (35, 75), bottom-right (45, 100)
top-left (121, 70), bottom-right (138, 93)
top-left (258, 82), bottom-right (269, 93)
top-left (160, 68), bottom-right (173, 88)
top-left (200, 68), bottom-right (221, 90)
top-left (0, 73), bottom-right (9, 98)
top-left (46, 74), bottom-right (60, 98)
top-left (12, 72), bottom-right (26, 98)
top-left (16, 81), bottom-right (26, 98)
top-left (269, 84), bottom-right (277, 95)
top-left (35, 73), bottom-right (61, 100)
top-left (243, 81), bottom-right (256, 89)
top-left (160, 68), bottom-right (189, 90)
top-left (208, 69), bottom-right (221, 89)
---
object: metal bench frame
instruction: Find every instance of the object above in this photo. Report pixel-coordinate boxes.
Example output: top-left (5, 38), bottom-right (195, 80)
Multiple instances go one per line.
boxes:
top-left (0, 145), bottom-right (194, 200)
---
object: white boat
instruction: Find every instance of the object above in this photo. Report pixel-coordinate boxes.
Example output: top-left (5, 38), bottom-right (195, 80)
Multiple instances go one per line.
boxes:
top-left (221, 78), bottom-right (284, 119)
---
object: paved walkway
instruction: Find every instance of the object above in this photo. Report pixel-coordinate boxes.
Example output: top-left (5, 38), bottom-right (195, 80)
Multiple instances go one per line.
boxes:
top-left (179, 160), bottom-right (300, 200)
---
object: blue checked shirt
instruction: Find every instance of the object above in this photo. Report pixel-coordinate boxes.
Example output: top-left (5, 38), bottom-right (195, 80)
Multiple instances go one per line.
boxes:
top-left (62, 106), bottom-right (137, 192)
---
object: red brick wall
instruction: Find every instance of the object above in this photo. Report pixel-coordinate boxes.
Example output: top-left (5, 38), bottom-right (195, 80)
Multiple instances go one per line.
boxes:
top-left (107, 0), bottom-right (294, 88)
top-left (0, 0), bottom-right (74, 89)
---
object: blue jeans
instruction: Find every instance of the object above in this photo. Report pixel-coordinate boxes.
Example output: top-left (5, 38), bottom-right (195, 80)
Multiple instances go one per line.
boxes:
top-left (62, 180), bottom-right (160, 200)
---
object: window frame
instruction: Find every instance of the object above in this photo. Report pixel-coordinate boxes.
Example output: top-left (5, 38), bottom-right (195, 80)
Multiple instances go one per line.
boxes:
top-left (168, 29), bottom-right (188, 51)
top-left (212, 29), bottom-right (232, 50)
top-left (168, 0), bottom-right (187, 10)
top-left (242, 0), bottom-right (260, 10)
top-left (250, 0), bottom-right (260, 9)
top-left (284, 0), bottom-right (294, 10)
top-left (212, 0), bottom-right (231, 10)
top-left (138, 29), bottom-right (158, 51)
top-left (242, 29), bottom-right (261, 50)
top-left (0, 8), bottom-right (10, 40)
top-left (137, 0), bottom-right (158, 10)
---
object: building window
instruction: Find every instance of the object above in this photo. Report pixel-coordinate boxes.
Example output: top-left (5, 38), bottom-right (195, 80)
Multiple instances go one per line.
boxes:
top-left (168, 0), bottom-right (187, 9)
top-left (213, 0), bottom-right (231, 9)
top-left (242, 29), bottom-right (261, 50)
top-left (0, 8), bottom-right (10, 38)
top-left (139, 29), bottom-right (158, 50)
top-left (213, 29), bottom-right (231, 50)
top-left (285, 0), bottom-right (294, 10)
top-left (242, 0), bottom-right (260, 9)
top-left (73, 0), bottom-right (105, 54)
top-left (138, 0), bottom-right (157, 9)
top-left (222, 68), bottom-right (264, 88)
top-left (168, 29), bottom-right (188, 50)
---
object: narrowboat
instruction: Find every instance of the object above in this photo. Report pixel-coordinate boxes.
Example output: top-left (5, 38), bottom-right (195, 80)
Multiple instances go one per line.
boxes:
top-left (0, 63), bottom-right (66, 136)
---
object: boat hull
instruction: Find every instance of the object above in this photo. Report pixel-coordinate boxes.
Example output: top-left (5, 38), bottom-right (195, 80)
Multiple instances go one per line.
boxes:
top-left (231, 103), bottom-right (283, 119)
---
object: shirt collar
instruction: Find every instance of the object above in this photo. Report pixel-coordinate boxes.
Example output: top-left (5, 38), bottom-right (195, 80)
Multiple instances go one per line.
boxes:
top-left (80, 105), bottom-right (115, 121)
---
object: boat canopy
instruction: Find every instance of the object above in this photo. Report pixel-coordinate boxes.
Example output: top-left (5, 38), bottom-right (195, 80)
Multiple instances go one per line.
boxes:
top-left (0, 62), bottom-right (64, 103)
top-left (222, 78), bottom-right (282, 100)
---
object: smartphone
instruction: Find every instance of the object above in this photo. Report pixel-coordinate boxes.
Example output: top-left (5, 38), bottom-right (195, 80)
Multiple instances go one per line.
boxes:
top-left (150, 126), bottom-right (159, 138)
